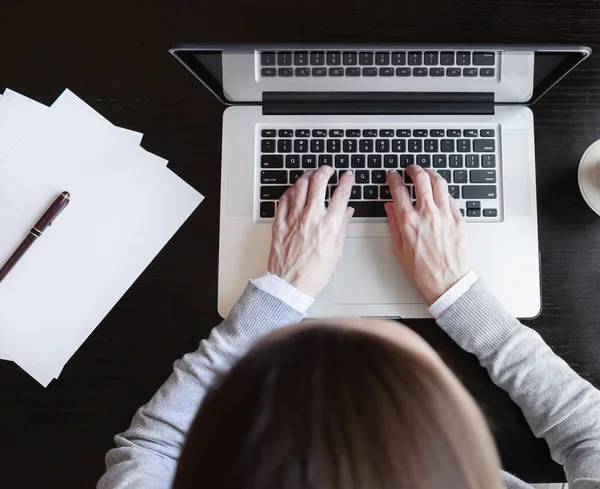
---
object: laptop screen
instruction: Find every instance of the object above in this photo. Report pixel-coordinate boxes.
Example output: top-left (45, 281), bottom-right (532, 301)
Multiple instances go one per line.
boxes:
top-left (171, 45), bottom-right (589, 106)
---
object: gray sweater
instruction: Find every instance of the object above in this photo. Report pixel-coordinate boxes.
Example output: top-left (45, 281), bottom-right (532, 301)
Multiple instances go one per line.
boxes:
top-left (97, 280), bottom-right (600, 489)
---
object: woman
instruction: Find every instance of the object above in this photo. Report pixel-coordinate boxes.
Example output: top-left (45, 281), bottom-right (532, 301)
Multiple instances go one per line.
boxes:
top-left (98, 165), bottom-right (600, 489)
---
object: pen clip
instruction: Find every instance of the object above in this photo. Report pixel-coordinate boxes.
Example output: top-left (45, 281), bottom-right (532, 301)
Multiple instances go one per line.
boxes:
top-left (49, 192), bottom-right (70, 226)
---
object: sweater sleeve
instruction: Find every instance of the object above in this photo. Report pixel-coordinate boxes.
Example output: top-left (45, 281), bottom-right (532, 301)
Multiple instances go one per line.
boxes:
top-left (97, 283), bottom-right (306, 489)
top-left (437, 279), bottom-right (600, 489)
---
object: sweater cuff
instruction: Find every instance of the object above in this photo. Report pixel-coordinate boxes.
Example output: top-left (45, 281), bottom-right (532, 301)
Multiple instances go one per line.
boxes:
top-left (436, 279), bottom-right (522, 358)
top-left (251, 272), bottom-right (314, 314)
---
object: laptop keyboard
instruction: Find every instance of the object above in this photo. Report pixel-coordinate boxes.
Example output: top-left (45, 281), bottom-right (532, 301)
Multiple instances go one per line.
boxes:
top-left (258, 127), bottom-right (501, 221)
top-left (260, 51), bottom-right (497, 78)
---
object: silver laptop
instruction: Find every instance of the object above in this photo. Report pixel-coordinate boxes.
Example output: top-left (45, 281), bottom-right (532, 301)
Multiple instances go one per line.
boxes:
top-left (170, 44), bottom-right (590, 319)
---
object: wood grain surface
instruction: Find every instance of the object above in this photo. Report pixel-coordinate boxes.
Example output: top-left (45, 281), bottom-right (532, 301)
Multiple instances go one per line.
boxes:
top-left (1, 0), bottom-right (599, 486)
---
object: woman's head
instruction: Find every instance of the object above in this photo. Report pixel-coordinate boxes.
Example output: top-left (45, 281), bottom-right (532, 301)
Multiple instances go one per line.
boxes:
top-left (173, 318), bottom-right (502, 489)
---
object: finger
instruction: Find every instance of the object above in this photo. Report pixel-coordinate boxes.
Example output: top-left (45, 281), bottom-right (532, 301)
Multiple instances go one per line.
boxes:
top-left (274, 186), bottom-right (293, 227)
top-left (307, 165), bottom-right (334, 211)
top-left (328, 170), bottom-right (354, 220)
top-left (291, 171), bottom-right (312, 215)
top-left (335, 206), bottom-right (354, 249)
top-left (424, 169), bottom-right (449, 208)
top-left (384, 202), bottom-right (403, 250)
top-left (387, 170), bottom-right (413, 214)
top-left (408, 165), bottom-right (434, 207)
top-left (449, 194), bottom-right (464, 222)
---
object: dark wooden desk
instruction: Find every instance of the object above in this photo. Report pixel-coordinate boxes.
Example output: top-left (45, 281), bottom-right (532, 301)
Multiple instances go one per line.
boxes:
top-left (1, 0), bottom-right (599, 487)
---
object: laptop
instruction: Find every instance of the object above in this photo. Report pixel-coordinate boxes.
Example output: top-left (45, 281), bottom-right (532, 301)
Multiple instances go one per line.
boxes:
top-left (170, 44), bottom-right (590, 319)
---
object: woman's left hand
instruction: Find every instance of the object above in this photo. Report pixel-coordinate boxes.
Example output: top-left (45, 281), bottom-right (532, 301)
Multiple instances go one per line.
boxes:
top-left (267, 166), bottom-right (355, 298)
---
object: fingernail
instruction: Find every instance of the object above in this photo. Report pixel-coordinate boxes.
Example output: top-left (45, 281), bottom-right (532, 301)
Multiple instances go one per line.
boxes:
top-left (346, 170), bottom-right (353, 176)
top-left (349, 207), bottom-right (355, 217)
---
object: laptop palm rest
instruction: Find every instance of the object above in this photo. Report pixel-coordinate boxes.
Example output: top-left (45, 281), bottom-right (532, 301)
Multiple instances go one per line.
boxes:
top-left (333, 237), bottom-right (424, 305)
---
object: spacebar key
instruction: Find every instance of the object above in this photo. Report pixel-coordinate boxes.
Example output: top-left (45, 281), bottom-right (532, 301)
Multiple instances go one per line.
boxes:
top-left (348, 201), bottom-right (387, 217)
top-left (462, 185), bottom-right (497, 199)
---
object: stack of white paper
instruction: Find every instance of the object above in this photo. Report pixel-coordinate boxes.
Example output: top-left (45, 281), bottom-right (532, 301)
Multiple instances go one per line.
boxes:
top-left (0, 89), bottom-right (204, 386)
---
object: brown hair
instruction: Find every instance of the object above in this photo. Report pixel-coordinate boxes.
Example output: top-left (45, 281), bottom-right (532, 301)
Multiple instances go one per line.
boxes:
top-left (173, 323), bottom-right (503, 489)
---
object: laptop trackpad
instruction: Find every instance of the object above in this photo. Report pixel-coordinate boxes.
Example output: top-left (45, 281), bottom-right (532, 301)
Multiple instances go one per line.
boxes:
top-left (333, 238), bottom-right (424, 305)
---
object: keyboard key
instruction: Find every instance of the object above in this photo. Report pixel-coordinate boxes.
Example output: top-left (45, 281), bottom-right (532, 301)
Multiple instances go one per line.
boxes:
top-left (449, 155), bottom-right (463, 168)
top-left (348, 201), bottom-right (386, 217)
top-left (384, 154), bottom-right (398, 168)
top-left (329, 67), bottom-right (344, 76)
top-left (364, 186), bottom-right (378, 199)
top-left (457, 139), bottom-right (471, 152)
top-left (417, 155), bottom-right (431, 168)
top-left (430, 129), bottom-right (445, 137)
top-left (310, 139), bottom-right (325, 153)
top-left (408, 52), bottom-right (423, 65)
top-left (343, 52), bottom-right (358, 65)
top-left (346, 129), bottom-right (361, 137)
top-left (261, 186), bottom-right (291, 200)
top-left (372, 170), bottom-right (386, 183)
top-left (351, 155), bottom-right (366, 168)
top-left (278, 67), bottom-right (293, 76)
top-left (381, 185), bottom-right (392, 200)
top-left (363, 67), bottom-right (378, 76)
top-left (449, 185), bottom-right (460, 199)
top-left (401, 154), bottom-right (415, 167)
top-left (294, 139), bottom-right (309, 153)
top-left (404, 171), bottom-right (413, 184)
top-left (260, 201), bottom-right (275, 218)
top-left (329, 129), bottom-right (344, 137)
top-left (356, 170), bottom-right (369, 183)
top-left (262, 139), bottom-right (276, 153)
top-left (483, 208), bottom-right (498, 217)
top-left (360, 139), bottom-right (374, 152)
top-left (433, 155), bottom-right (447, 167)
top-left (327, 139), bottom-right (341, 153)
top-left (261, 154), bottom-right (284, 168)
top-left (277, 52), bottom-right (292, 65)
top-left (319, 154), bottom-right (333, 167)
top-left (368, 154), bottom-right (382, 168)
top-left (312, 67), bottom-right (327, 77)
top-left (414, 129), bottom-right (428, 137)
top-left (462, 185), bottom-right (497, 199)
top-left (327, 51), bottom-right (341, 65)
top-left (363, 129), bottom-right (378, 137)
top-left (447, 129), bottom-right (462, 137)
top-left (430, 68), bottom-right (445, 77)
top-left (302, 155), bottom-right (317, 168)
top-left (457, 52), bottom-right (471, 65)
top-left (481, 129), bottom-right (496, 137)
top-left (310, 52), bottom-right (325, 65)
top-left (425, 139), bottom-right (439, 152)
top-left (470, 170), bottom-right (496, 183)
top-left (296, 129), bottom-right (310, 137)
top-left (396, 67), bottom-right (411, 76)
top-left (466, 200), bottom-right (481, 209)
top-left (261, 170), bottom-right (287, 184)
top-left (392, 139), bottom-right (406, 152)
top-left (376, 139), bottom-right (390, 152)
top-left (359, 52), bottom-right (374, 65)
top-left (474, 139), bottom-right (496, 152)
top-left (424, 52), bottom-right (439, 65)
top-left (467, 208), bottom-right (481, 217)
top-left (346, 67), bottom-right (361, 76)
top-left (397, 129), bottom-right (411, 137)
top-left (262, 129), bottom-right (276, 137)
top-left (380, 67), bottom-right (394, 76)
top-left (335, 154), bottom-right (350, 168)
top-left (350, 186), bottom-right (362, 200)
top-left (376, 52), bottom-right (390, 65)
top-left (464, 68), bottom-right (478, 77)
top-left (446, 68), bottom-right (461, 77)
top-left (392, 52), bottom-right (407, 65)
top-left (262, 67), bottom-right (277, 77)
top-left (275, 129), bottom-right (291, 137)
top-left (465, 155), bottom-right (480, 168)
top-left (312, 129), bottom-right (327, 137)
top-left (464, 129), bottom-right (478, 137)
top-left (295, 67), bottom-right (310, 76)
top-left (413, 67), bottom-right (428, 76)
top-left (288, 155), bottom-right (302, 169)
top-left (380, 129), bottom-right (394, 137)
top-left (460, 209), bottom-right (465, 216)
top-left (453, 170), bottom-right (467, 183)
top-left (409, 139), bottom-right (422, 152)
top-left (278, 139), bottom-right (292, 153)
top-left (482, 155), bottom-right (496, 167)
top-left (440, 52), bottom-right (455, 65)
top-left (344, 139), bottom-right (357, 153)
top-left (473, 52), bottom-right (496, 66)
top-left (437, 170), bottom-right (451, 183)
top-left (294, 52), bottom-right (308, 65)
top-left (480, 68), bottom-right (495, 77)
top-left (441, 139), bottom-right (455, 152)
top-left (261, 52), bottom-right (276, 66)
top-left (328, 171), bottom-right (338, 184)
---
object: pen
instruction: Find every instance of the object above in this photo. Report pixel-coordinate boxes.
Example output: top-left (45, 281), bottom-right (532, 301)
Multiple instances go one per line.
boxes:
top-left (0, 191), bottom-right (71, 284)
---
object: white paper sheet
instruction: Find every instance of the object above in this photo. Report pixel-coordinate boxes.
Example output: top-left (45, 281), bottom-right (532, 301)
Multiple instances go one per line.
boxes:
top-left (0, 90), bottom-right (201, 385)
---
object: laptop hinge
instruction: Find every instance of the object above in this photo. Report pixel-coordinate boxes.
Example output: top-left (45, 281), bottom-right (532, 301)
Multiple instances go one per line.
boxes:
top-left (262, 92), bottom-right (494, 115)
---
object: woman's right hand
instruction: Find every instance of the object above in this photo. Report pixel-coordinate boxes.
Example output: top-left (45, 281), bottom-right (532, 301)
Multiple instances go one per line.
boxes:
top-left (384, 165), bottom-right (471, 305)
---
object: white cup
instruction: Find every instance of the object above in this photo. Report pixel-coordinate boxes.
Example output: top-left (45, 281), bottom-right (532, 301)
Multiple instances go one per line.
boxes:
top-left (578, 140), bottom-right (600, 216)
